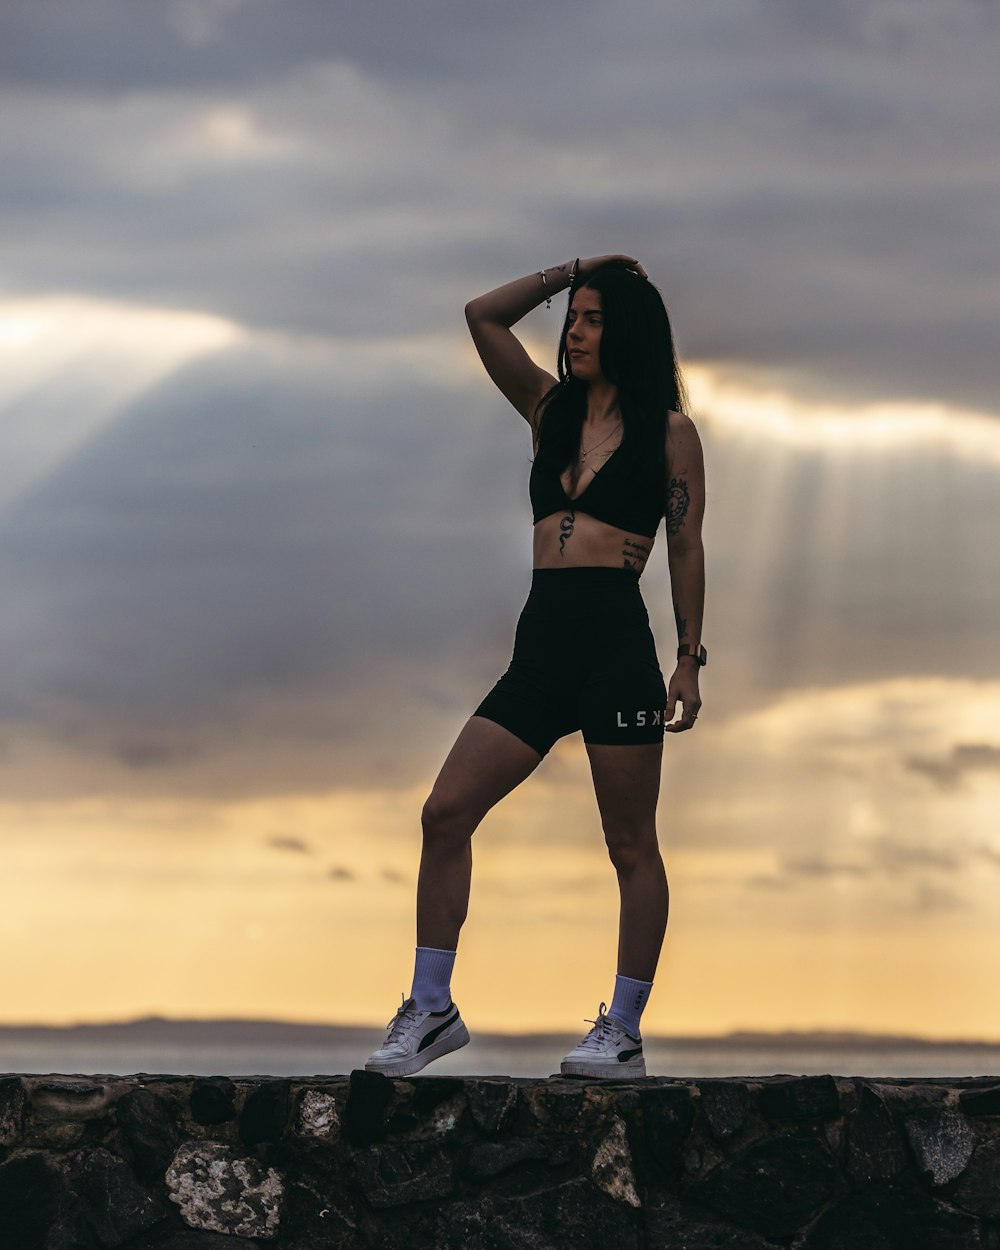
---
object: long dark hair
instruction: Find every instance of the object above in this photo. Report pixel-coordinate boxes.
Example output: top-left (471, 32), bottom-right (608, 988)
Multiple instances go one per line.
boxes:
top-left (534, 265), bottom-right (687, 488)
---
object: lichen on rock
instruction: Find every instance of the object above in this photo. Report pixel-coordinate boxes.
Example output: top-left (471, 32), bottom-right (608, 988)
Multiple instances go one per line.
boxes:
top-left (590, 1112), bottom-right (641, 1208)
top-left (165, 1140), bottom-right (284, 1239)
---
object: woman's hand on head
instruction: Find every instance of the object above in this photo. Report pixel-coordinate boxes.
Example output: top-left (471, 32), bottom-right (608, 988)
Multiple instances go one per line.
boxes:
top-left (578, 254), bottom-right (648, 280)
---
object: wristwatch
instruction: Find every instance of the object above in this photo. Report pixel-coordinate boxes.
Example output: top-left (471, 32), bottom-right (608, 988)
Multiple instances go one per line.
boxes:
top-left (677, 644), bottom-right (707, 667)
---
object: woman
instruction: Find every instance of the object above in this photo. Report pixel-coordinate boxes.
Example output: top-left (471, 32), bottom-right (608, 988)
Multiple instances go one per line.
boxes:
top-left (365, 254), bottom-right (705, 1078)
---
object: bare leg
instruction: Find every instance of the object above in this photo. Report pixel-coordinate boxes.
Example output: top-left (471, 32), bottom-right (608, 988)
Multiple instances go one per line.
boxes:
top-left (417, 717), bottom-right (541, 950)
top-left (586, 742), bottom-right (667, 981)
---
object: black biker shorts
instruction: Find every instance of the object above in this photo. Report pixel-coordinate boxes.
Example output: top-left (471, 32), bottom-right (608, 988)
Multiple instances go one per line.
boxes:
top-left (474, 567), bottom-right (668, 758)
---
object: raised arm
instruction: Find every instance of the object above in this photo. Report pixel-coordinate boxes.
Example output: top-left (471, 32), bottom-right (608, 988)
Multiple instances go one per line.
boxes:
top-left (464, 263), bottom-right (572, 428)
top-left (663, 411), bottom-right (706, 732)
top-left (465, 254), bottom-right (648, 432)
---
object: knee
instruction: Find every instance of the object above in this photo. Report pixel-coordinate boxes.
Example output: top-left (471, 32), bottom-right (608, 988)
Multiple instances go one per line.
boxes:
top-left (603, 819), bottom-right (659, 874)
top-left (421, 789), bottom-right (475, 847)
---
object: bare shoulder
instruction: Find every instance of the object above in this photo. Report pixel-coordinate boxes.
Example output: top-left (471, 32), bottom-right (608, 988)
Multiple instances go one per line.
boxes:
top-left (665, 410), bottom-right (703, 470)
top-left (666, 409), bottom-right (700, 443)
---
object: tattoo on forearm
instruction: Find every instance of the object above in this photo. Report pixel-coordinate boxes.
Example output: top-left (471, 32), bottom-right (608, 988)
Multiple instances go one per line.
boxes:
top-left (559, 510), bottom-right (576, 556)
top-left (673, 598), bottom-right (688, 641)
top-left (622, 538), bottom-right (651, 570)
top-left (667, 476), bottom-right (691, 537)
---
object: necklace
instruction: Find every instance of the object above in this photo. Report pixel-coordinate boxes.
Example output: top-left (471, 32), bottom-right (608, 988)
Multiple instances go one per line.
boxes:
top-left (579, 419), bottom-right (622, 463)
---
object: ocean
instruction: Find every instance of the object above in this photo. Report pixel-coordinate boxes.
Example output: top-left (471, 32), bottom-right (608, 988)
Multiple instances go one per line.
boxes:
top-left (2, 1018), bottom-right (999, 1080)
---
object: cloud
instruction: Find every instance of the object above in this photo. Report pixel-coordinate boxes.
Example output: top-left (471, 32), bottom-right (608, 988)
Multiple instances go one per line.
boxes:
top-left (911, 883), bottom-right (963, 914)
top-left (1, 0), bottom-right (998, 819)
top-left (265, 835), bottom-right (310, 854)
top-left (1, 338), bottom-right (998, 807)
top-left (782, 856), bottom-right (868, 879)
top-left (867, 836), bottom-right (962, 874)
top-left (1, 0), bottom-right (998, 409)
top-left (905, 743), bottom-right (1000, 790)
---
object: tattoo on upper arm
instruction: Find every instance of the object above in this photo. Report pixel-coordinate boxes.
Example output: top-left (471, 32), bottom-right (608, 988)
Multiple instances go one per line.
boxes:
top-left (622, 538), bottom-right (651, 571)
top-left (667, 476), bottom-right (691, 537)
top-left (673, 598), bottom-right (688, 641)
top-left (558, 510), bottom-right (576, 556)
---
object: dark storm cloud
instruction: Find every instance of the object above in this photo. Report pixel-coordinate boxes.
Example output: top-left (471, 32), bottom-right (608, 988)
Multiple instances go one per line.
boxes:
top-left (0, 0), bottom-right (581, 93)
top-left (1, 0), bottom-right (998, 407)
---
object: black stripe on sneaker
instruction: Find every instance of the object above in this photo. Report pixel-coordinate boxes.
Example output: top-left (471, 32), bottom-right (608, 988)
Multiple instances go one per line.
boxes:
top-left (418, 1009), bottom-right (459, 1052)
top-left (618, 1046), bottom-right (643, 1062)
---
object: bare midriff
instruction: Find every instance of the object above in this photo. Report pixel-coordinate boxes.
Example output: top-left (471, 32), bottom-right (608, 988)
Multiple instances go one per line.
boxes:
top-left (532, 510), bottom-right (655, 575)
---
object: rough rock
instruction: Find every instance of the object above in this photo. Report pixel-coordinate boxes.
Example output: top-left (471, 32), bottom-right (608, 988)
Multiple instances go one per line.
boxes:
top-left (343, 1069), bottom-right (393, 1146)
top-left (77, 1146), bottom-right (166, 1246)
top-left (389, 1078), bottom-right (466, 1138)
top-left (800, 1184), bottom-right (985, 1250)
top-left (959, 1085), bottom-right (1000, 1117)
top-left (354, 1140), bottom-right (453, 1208)
top-left (954, 1137), bottom-right (1000, 1218)
top-left (639, 1082), bottom-right (696, 1175)
top-left (436, 1177), bottom-right (642, 1250)
top-left (295, 1088), bottom-right (341, 1139)
top-left (699, 1080), bottom-right (750, 1142)
top-left (0, 1075), bottom-right (27, 1145)
top-left (646, 1197), bottom-right (782, 1248)
top-left (116, 1086), bottom-right (181, 1182)
top-left (904, 1107), bottom-right (975, 1186)
top-left (690, 1134), bottom-right (839, 1240)
top-left (467, 1079), bottom-right (518, 1135)
top-left (541, 1083), bottom-right (587, 1125)
top-left (0, 1152), bottom-right (76, 1250)
top-left (590, 1113), bottom-right (641, 1207)
top-left (846, 1082), bottom-right (909, 1186)
top-left (189, 1077), bottom-right (237, 1125)
top-left (239, 1078), bottom-right (291, 1146)
top-left (758, 1075), bottom-right (841, 1122)
top-left (464, 1135), bottom-right (570, 1179)
top-left (30, 1078), bottom-right (111, 1122)
top-left (126, 1229), bottom-right (262, 1250)
top-left (165, 1140), bottom-right (284, 1239)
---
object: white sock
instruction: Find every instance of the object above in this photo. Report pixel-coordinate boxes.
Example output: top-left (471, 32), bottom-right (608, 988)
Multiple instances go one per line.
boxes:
top-left (608, 974), bottom-right (653, 1038)
top-left (409, 945), bottom-right (456, 1012)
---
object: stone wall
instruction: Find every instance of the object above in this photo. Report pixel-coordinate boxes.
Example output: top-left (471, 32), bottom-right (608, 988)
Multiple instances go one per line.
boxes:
top-left (2, 1070), bottom-right (1000, 1248)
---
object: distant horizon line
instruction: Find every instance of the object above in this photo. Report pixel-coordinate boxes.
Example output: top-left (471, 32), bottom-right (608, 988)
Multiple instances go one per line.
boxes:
top-left (1, 1013), bottom-right (999, 1050)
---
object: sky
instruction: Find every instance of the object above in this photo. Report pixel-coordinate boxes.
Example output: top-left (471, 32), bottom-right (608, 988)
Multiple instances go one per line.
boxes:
top-left (1, 0), bottom-right (998, 1041)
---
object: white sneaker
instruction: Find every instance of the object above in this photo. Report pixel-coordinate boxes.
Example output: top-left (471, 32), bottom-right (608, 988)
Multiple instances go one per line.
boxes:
top-left (364, 994), bottom-right (470, 1077)
top-left (560, 1002), bottom-right (646, 1078)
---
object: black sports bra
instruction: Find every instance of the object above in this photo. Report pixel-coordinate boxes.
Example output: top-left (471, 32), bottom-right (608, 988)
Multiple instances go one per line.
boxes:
top-left (529, 437), bottom-right (664, 538)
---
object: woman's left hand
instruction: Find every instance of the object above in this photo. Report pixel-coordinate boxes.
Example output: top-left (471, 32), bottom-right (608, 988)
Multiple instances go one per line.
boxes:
top-left (577, 254), bottom-right (648, 281)
top-left (665, 665), bottom-right (701, 732)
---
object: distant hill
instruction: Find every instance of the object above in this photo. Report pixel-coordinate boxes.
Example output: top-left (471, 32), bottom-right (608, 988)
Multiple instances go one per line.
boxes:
top-left (0, 1016), bottom-right (997, 1051)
